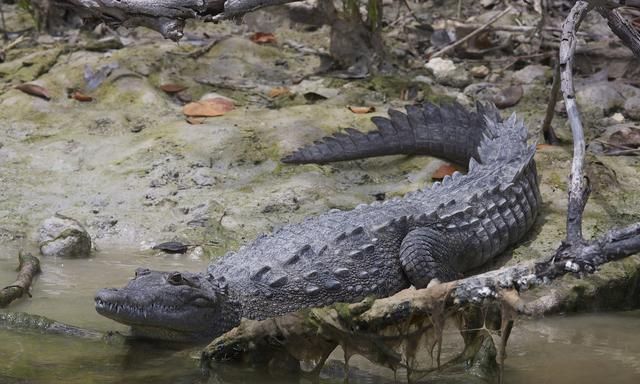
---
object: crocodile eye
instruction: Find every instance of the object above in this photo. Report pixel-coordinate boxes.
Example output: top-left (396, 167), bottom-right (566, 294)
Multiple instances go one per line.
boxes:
top-left (135, 268), bottom-right (150, 277)
top-left (167, 272), bottom-right (185, 285)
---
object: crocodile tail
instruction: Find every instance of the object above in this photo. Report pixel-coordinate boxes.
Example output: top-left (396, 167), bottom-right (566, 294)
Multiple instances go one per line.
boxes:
top-left (281, 102), bottom-right (500, 166)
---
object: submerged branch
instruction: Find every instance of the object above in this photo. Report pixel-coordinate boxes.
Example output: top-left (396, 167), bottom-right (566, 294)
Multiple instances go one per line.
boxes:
top-left (0, 311), bottom-right (127, 342)
top-left (0, 252), bottom-right (41, 308)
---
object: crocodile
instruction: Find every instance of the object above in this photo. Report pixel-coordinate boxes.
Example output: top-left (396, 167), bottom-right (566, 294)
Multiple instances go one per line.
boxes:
top-left (95, 102), bottom-right (540, 342)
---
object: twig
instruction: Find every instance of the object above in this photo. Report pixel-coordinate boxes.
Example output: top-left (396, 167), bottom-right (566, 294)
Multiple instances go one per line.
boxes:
top-left (0, 34), bottom-right (27, 61)
top-left (439, 19), bottom-right (584, 34)
top-left (431, 6), bottom-right (514, 58)
top-left (559, 0), bottom-right (592, 245)
top-left (542, 56), bottom-right (561, 144)
top-left (0, 252), bottom-right (41, 308)
top-left (400, 0), bottom-right (420, 22)
top-left (604, 147), bottom-right (640, 156)
top-left (0, 0), bottom-right (7, 40)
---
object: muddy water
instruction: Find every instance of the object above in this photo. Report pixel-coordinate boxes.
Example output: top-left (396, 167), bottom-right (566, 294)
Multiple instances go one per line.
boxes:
top-left (1, 248), bottom-right (639, 383)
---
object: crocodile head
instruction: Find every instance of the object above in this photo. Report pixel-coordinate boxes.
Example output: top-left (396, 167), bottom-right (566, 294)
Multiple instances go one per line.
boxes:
top-left (95, 268), bottom-right (240, 342)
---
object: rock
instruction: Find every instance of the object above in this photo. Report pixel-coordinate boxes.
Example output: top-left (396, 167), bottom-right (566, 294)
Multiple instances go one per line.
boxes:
top-left (623, 96), bottom-right (640, 120)
top-left (464, 82), bottom-right (501, 102)
top-left (425, 58), bottom-right (471, 88)
top-left (191, 168), bottom-right (216, 187)
top-left (512, 65), bottom-right (550, 84)
top-left (599, 112), bottom-right (626, 127)
top-left (611, 112), bottom-right (626, 124)
top-left (38, 215), bottom-right (92, 258)
top-left (470, 65), bottom-right (490, 78)
top-left (576, 81), bottom-right (625, 118)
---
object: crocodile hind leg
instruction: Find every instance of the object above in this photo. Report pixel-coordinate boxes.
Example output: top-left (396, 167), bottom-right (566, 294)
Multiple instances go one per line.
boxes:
top-left (399, 227), bottom-right (464, 288)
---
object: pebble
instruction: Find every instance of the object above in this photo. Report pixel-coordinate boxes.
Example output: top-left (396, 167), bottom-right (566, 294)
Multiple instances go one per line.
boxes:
top-left (425, 58), bottom-right (471, 88)
top-left (470, 65), bottom-right (490, 78)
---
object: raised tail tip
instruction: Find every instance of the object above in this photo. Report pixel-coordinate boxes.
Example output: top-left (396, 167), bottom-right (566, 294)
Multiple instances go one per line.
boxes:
top-left (281, 152), bottom-right (303, 164)
top-left (281, 146), bottom-right (321, 164)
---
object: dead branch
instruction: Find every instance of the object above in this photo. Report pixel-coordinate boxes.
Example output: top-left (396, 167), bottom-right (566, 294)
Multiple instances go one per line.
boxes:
top-left (0, 252), bottom-right (41, 308)
top-left (560, 0), bottom-right (591, 245)
top-left (431, 6), bottom-right (513, 59)
top-left (541, 58), bottom-right (560, 144)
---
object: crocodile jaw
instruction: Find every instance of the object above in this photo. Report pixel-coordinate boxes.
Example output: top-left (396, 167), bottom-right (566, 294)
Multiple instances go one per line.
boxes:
top-left (95, 270), bottom-right (233, 342)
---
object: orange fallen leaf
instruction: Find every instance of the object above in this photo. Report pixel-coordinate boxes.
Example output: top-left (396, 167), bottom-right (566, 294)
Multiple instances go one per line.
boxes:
top-left (348, 106), bottom-right (376, 114)
top-left (183, 97), bottom-right (235, 117)
top-left (431, 163), bottom-right (464, 180)
top-left (268, 87), bottom-right (290, 98)
top-left (536, 143), bottom-right (554, 150)
top-left (160, 83), bottom-right (188, 94)
top-left (15, 83), bottom-right (51, 100)
top-left (70, 90), bottom-right (93, 102)
top-left (250, 32), bottom-right (277, 44)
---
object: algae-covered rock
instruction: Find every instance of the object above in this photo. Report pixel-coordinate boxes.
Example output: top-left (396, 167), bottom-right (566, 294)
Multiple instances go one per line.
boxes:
top-left (38, 214), bottom-right (92, 258)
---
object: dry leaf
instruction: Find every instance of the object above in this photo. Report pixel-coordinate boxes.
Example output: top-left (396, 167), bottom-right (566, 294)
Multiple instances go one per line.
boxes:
top-left (431, 163), bottom-right (464, 180)
top-left (183, 98), bottom-right (235, 117)
top-left (160, 83), bottom-right (188, 94)
top-left (70, 90), bottom-right (93, 102)
top-left (268, 87), bottom-right (290, 98)
top-left (250, 32), bottom-right (277, 44)
top-left (186, 116), bottom-right (206, 125)
top-left (348, 106), bottom-right (376, 114)
top-left (15, 83), bottom-right (51, 100)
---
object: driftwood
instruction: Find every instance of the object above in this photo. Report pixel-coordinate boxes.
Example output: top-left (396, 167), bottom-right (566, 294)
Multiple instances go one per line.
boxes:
top-left (45, 0), bottom-right (302, 40)
top-left (199, 2), bottom-right (640, 381)
top-left (0, 252), bottom-right (41, 308)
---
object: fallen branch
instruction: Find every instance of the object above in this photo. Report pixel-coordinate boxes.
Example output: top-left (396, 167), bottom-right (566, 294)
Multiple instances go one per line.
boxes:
top-left (201, 221), bottom-right (640, 370)
top-left (0, 252), bottom-right (41, 308)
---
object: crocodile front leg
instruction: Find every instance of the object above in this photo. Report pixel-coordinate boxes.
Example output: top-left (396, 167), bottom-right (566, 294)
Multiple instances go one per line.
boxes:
top-left (399, 227), bottom-right (465, 288)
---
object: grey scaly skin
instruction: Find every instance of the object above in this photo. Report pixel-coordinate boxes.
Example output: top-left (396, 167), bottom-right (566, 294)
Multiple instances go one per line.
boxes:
top-left (95, 102), bottom-right (541, 342)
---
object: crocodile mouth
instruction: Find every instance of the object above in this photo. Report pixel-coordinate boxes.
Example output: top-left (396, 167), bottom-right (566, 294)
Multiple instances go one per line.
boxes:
top-left (95, 298), bottom-right (180, 321)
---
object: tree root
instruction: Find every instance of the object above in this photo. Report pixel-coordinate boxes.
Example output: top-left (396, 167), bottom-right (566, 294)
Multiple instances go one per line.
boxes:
top-left (0, 252), bottom-right (41, 308)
